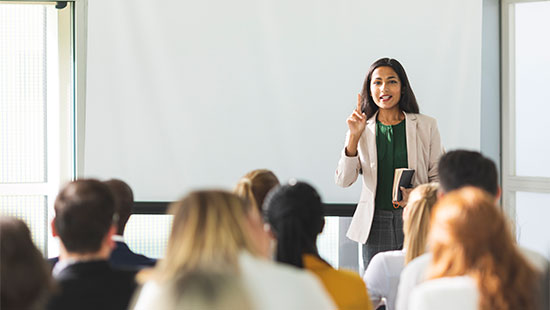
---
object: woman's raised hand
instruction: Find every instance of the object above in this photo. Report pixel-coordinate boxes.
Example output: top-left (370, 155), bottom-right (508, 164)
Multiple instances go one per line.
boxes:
top-left (345, 94), bottom-right (367, 156)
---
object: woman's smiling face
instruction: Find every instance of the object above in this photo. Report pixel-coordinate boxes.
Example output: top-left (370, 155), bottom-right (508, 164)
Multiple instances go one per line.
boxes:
top-left (370, 66), bottom-right (402, 111)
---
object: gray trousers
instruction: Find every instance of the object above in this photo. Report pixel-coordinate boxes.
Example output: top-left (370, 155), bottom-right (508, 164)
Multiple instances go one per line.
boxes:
top-left (362, 208), bottom-right (404, 269)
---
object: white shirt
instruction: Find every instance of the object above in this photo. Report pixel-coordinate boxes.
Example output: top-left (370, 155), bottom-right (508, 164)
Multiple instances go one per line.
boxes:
top-left (395, 252), bottom-right (431, 310)
top-left (363, 250), bottom-right (405, 310)
top-left (132, 251), bottom-right (335, 310)
top-left (112, 234), bottom-right (125, 243)
top-left (409, 276), bottom-right (478, 310)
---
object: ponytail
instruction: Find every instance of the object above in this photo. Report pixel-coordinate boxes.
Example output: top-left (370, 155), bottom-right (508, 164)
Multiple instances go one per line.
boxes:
top-left (264, 181), bottom-right (324, 268)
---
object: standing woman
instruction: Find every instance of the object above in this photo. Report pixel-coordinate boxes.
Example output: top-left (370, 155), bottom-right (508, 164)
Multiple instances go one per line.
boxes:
top-left (335, 58), bottom-right (443, 268)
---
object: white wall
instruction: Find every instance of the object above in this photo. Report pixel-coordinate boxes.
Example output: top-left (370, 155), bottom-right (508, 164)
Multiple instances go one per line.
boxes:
top-left (84, 0), bottom-right (482, 202)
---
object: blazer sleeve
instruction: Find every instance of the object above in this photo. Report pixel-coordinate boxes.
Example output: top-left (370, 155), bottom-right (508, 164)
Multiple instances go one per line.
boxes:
top-left (427, 118), bottom-right (444, 183)
top-left (335, 130), bottom-right (361, 188)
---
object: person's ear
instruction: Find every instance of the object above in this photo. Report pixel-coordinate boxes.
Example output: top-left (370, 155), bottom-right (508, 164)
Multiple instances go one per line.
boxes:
top-left (105, 225), bottom-right (116, 250)
top-left (51, 218), bottom-right (58, 237)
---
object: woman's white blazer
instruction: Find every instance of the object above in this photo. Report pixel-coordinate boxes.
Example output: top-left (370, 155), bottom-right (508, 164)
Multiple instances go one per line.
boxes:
top-left (335, 111), bottom-right (443, 244)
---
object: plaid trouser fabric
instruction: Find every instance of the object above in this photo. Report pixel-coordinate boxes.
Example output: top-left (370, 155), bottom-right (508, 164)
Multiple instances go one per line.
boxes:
top-left (362, 208), bottom-right (404, 269)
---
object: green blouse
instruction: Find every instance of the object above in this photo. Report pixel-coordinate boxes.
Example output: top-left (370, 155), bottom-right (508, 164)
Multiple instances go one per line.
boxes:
top-left (375, 119), bottom-right (408, 210)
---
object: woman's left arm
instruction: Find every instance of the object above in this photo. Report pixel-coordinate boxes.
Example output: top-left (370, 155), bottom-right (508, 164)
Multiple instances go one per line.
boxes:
top-left (427, 118), bottom-right (444, 182)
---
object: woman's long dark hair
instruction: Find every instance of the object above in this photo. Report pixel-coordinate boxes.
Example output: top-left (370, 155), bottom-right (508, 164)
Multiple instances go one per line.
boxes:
top-left (360, 58), bottom-right (419, 119)
top-left (263, 181), bottom-right (324, 268)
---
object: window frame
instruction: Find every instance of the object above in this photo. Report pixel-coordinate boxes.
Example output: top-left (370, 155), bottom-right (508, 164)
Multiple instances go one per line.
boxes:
top-left (0, 0), bottom-right (87, 256)
top-left (501, 0), bottom-right (550, 233)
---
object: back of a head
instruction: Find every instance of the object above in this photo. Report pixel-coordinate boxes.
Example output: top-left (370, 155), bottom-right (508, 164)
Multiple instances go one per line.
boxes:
top-left (403, 183), bottom-right (439, 264)
top-left (428, 187), bottom-right (537, 310)
top-left (158, 190), bottom-right (257, 282)
top-left (234, 169), bottom-right (280, 213)
top-left (54, 179), bottom-right (115, 254)
top-left (1, 216), bottom-right (52, 310)
top-left (103, 179), bottom-right (134, 235)
top-left (438, 150), bottom-right (498, 196)
top-left (263, 181), bottom-right (324, 268)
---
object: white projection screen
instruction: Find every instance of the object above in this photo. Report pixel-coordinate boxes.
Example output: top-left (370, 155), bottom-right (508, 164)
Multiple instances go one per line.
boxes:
top-left (85, 0), bottom-right (482, 202)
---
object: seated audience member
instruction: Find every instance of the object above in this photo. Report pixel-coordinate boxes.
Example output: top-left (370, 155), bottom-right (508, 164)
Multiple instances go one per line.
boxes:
top-left (234, 169), bottom-right (280, 257)
top-left (47, 179), bottom-right (137, 310)
top-left (234, 169), bottom-right (280, 213)
top-left (1, 216), bottom-right (53, 310)
top-left (264, 181), bottom-right (373, 310)
top-left (151, 271), bottom-right (253, 310)
top-left (132, 190), bottom-right (335, 310)
top-left (411, 187), bottom-right (537, 310)
top-left (363, 183), bottom-right (438, 310)
top-left (49, 179), bottom-right (156, 269)
top-left (103, 179), bottom-right (156, 268)
top-left (396, 150), bottom-right (549, 310)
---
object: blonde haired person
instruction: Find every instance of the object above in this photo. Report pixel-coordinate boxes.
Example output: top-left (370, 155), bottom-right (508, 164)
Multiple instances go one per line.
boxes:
top-left (412, 187), bottom-right (537, 310)
top-left (132, 190), bottom-right (334, 310)
top-left (234, 169), bottom-right (279, 213)
top-left (362, 183), bottom-right (438, 310)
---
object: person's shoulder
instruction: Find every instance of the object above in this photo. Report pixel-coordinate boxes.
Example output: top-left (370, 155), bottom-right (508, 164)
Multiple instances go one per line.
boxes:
top-left (239, 251), bottom-right (306, 281)
top-left (519, 246), bottom-right (549, 272)
top-left (376, 249), bottom-right (405, 259)
top-left (131, 281), bottom-right (161, 310)
top-left (332, 267), bottom-right (366, 288)
top-left (410, 276), bottom-right (478, 310)
top-left (111, 265), bottom-right (139, 278)
top-left (372, 250), bottom-right (404, 266)
top-left (401, 252), bottom-right (431, 281)
top-left (111, 242), bottom-right (157, 268)
top-left (407, 113), bottom-right (437, 125)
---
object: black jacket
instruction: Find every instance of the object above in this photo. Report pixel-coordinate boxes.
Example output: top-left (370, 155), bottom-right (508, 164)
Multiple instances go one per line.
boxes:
top-left (46, 260), bottom-right (137, 310)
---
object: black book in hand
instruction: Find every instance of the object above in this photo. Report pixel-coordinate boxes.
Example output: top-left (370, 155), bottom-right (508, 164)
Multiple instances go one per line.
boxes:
top-left (392, 168), bottom-right (415, 202)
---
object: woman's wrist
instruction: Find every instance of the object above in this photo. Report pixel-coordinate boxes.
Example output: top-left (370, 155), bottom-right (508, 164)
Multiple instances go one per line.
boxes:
top-left (345, 147), bottom-right (357, 157)
top-left (345, 137), bottom-right (359, 156)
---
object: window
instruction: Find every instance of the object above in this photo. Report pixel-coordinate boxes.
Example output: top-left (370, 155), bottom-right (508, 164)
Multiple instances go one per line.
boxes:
top-left (502, 0), bottom-right (550, 257)
top-left (0, 2), bottom-right (75, 256)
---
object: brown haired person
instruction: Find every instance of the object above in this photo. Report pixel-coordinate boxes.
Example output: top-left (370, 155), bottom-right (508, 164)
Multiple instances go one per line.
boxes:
top-left (335, 58), bottom-right (444, 268)
top-left (48, 178), bottom-right (156, 270)
top-left (46, 179), bottom-right (137, 310)
top-left (1, 216), bottom-right (53, 310)
top-left (103, 179), bottom-right (156, 268)
top-left (410, 187), bottom-right (538, 310)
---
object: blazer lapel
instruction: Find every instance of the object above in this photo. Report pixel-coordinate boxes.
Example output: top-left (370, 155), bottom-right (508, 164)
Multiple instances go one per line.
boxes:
top-left (405, 112), bottom-right (418, 173)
